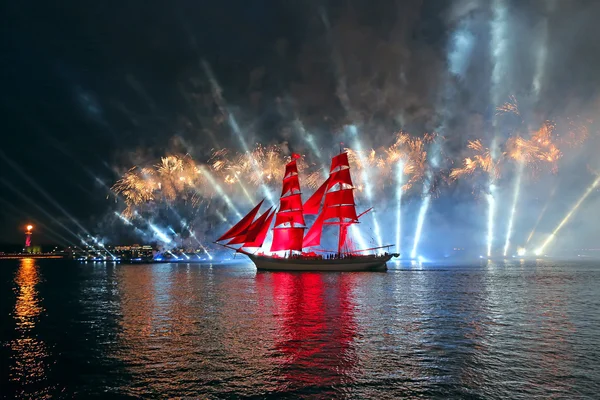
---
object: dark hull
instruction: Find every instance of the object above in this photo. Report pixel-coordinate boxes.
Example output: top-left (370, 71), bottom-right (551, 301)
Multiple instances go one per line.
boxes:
top-left (248, 254), bottom-right (393, 271)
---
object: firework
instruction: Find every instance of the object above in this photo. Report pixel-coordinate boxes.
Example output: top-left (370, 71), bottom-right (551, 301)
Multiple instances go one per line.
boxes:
top-left (496, 95), bottom-right (520, 116)
top-left (345, 132), bottom-right (430, 193)
top-left (506, 121), bottom-right (562, 172)
top-left (112, 155), bottom-right (206, 217)
top-left (450, 140), bottom-right (501, 181)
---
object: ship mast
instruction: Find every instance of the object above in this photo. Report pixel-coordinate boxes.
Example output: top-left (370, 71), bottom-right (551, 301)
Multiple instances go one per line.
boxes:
top-left (303, 152), bottom-right (362, 255)
top-left (270, 153), bottom-right (306, 255)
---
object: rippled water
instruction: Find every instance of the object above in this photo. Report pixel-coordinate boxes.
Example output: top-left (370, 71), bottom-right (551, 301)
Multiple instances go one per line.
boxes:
top-left (1, 259), bottom-right (599, 399)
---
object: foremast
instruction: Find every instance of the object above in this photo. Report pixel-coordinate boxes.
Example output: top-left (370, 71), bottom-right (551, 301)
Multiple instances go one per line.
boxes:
top-left (270, 153), bottom-right (306, 254)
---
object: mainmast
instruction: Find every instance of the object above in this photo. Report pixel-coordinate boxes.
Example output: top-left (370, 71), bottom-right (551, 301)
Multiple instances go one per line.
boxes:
top-left (303, 152), bottom-right (361, 255)
top-left (270, 153), bottom-right (306, 254)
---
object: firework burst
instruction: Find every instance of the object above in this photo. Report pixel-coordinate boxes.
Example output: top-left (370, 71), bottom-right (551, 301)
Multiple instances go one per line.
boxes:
top-left (450, 140), bottom-right (502, 181)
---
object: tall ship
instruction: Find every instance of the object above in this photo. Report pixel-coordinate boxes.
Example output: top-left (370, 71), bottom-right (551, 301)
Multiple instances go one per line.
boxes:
top-left (215, 152), bottom-right (398, 271)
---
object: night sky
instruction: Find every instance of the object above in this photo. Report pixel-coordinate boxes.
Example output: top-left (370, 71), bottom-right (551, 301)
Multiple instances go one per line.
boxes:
top-left (0, 0), bottom-right (304, 244)
top-left (2, 0), bottom-right (600, 253)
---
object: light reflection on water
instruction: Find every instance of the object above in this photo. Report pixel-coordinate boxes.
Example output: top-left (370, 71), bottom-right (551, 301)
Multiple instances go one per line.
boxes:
top-left (9, 258), bottom-right (51, 399)
top-left (2, 259), bottom-right (600, 398)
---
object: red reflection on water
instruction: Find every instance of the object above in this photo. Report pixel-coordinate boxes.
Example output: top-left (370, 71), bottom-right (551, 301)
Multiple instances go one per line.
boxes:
top-left (267, 272), bottom-right (358, 391)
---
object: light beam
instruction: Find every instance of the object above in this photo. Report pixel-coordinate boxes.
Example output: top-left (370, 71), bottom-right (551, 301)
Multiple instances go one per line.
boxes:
top-left (395, 161), bottom-right (404, 254)
top-left (503, 161), bottom-right (524, 256)
top-left (348, 125), bottom-right (383, 250)
top-left (536, 175), bottom-right (600, 255)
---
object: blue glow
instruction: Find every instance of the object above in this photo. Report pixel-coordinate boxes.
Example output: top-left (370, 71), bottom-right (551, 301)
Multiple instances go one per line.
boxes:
top-left (395, 162), bottom-right (404, 254)
top-left (149, 224), bottom-right (172, 244)
top-left (449, 28), bottom-right (475, 77)
top-left (411, 194), bottom-right (430, 259)
top-left (503, 161), bottom-right (524, 256)
top-left (348, 125), bottom-right (383, 249)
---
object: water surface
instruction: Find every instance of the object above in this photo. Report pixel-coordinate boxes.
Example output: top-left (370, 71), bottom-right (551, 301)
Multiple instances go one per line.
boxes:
top-left (1, 259), bottom-right (599, 398)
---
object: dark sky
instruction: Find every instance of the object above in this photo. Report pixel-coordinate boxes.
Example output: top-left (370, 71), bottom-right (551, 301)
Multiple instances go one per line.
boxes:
top-left (0, 0), bottom-right (303, 244)
top-left (1, 0), bottom-right (599, 252)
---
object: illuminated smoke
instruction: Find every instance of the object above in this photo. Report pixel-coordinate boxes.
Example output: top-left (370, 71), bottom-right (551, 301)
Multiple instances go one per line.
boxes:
top-left (535, 175), bottom-right (600, 255)
top-left (503, 161), bottom-right (524, 256)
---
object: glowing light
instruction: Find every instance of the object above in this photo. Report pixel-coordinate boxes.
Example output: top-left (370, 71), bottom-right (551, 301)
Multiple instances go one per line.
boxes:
top-left (449, 28), bottom-right (475, 78)
top-left (491, 0), bottom-right (509, 105)
top-left (503, 162), bottom-right (523, 256)
top-left (199, 245), bottom-right (213, 260)
top-left (26, 225), bottom-right (33, 231)
top-left (114, 212), bottom-right (133, 225)
top-left (395, 161), bottom-right (404, 254)
top-left (149, 224), bottom-right (171, 244)
top-left (198, 166), bottom-right (242, 219)
top-left (348, 125), bottom-right (383, 249)
top-left (350, 224), bottom-right (369, 253)
top-left (202, 60), bottom-right (274, 206)
top-left (517, 247), bottom-right (526, 257)
top-left (526, 186), bottom-right (557, 245)
top-left (536, 175), bottom-right (600, 255)
top-left (411, 192), bottom-right (430, 259)
top-left (486, 185), bottom-right (496, 258)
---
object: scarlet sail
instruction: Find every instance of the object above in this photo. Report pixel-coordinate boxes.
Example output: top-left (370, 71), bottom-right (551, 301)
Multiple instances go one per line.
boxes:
top-left (216, 151), bottom-right (375, 259)
top-left (328, 168), bottom-right (353, 189)
top-left (271, 157), bottom-right (306, 253)
top-left (275, 210), bottom-right (305, 227)
top-left (271, 227), bottom-right (304, 252)
top-left (302, 152), bottom-right (362, 252)
top-left (227, 206), bottom-right (273, 245)
top-left (243, 209), bottom-right (275, 248)
top-left (330, 153), bottom-right (350, 172)
top-left (303, 177), bottom-right (329, 214)
top-left (279, 193), bottom-right (303, 212)
top-left (325, 189), bottom-right (355, 207)
top-left (281, 175), bottom-right (300, 197)
top-left (216, 199), bottom-right (264, 242)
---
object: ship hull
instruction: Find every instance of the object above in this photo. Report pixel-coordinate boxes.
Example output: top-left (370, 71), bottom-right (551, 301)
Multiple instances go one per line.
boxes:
top-left (248, 254), bottom-right (393, 271)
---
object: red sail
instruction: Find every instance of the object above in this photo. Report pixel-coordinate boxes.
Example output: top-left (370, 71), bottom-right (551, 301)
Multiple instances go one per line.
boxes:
top-left (284, 160), bottom-right (298, 178)
top-left (303, 177), bottom-right (329, 214)
top-left (325, 189), bottom-right (355, 207)
top-left (280, 193), bottom-right (303, 212)
top-left (328, 168), bottom-right (353, 189)
top-left (216, 199), bottom-right (264, 242)
top-left (324, 205), bottom-right (358, 222)
top-left (281, 174), bottom-right (300, 197)
top-left (302, 212), bottom-right (325, 247)
top-left (227, 207), bottom-right (272, 244)
top-left (270, 227), bottom-right (305, 252)
top-left (244, 209), bottom-right (276, 248)
top-left (330, 152), bottom-right (350, 172)
top-left (275, 210), bottom-right (305, 227)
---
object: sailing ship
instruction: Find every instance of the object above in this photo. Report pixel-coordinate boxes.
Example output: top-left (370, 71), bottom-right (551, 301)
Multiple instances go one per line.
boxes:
top-left (215, 152), bottom-right (399, 271)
